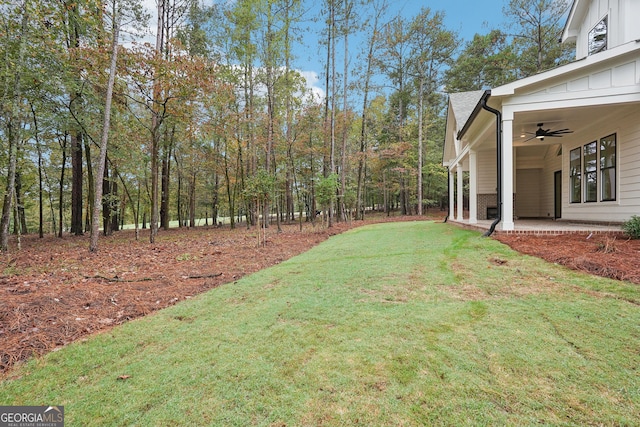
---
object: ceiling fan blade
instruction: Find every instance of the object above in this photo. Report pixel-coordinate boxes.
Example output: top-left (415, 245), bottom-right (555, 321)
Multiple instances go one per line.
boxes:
top-left (524, 135), bottom-right (539, 142)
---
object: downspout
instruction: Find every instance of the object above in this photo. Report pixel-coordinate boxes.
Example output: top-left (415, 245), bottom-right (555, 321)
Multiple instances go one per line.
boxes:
top-left (481, 93), bottom-right (502, 237)
top-left (443, 166), bottom-right (449, 222)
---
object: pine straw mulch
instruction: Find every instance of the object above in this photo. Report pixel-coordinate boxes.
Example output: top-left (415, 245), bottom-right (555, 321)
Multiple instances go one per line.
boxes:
top-left (494, 232), bottom-right (640, 284)
top-left (2, 216), bottom-right (638, 376)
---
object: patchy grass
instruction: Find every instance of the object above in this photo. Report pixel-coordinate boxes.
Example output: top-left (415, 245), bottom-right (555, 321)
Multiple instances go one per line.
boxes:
top-left (1, 221), bottom-right (639, 426)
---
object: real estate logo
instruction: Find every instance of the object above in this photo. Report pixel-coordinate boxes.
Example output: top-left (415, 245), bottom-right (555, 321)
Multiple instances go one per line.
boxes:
top-left (0, 406), bottom-right (64, 427)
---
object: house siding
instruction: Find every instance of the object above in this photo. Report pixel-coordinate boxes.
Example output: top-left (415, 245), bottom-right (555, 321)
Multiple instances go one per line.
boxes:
top-left (477, 150), bottom-right (497, 194)
top-left (574, 0), bottom-right (640, 59)
top-left (562, 109), bottom-right (640, 222)
top-left (541, 148), bottom-right (563, 219)
top-left (516, 169), bottom-right (541, 217)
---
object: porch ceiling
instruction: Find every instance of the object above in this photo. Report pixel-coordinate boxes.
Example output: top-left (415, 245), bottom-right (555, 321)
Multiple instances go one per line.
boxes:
top-left (470, 102), bottom-right (637, 154)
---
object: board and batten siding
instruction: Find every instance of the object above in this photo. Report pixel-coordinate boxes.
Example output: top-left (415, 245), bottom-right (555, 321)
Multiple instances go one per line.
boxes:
top-left (572, 0), bottom-right (640, 59)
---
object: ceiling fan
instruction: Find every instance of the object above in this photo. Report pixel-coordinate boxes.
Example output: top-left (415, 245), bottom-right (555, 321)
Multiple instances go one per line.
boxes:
top-left (524, 123), bottom-right (573, 142)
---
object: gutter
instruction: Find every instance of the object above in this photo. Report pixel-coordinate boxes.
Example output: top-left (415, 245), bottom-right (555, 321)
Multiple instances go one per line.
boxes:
top-left (443, 166), bottom-right (449, 223)
top-left (480, 92), bottom-right (502, 237)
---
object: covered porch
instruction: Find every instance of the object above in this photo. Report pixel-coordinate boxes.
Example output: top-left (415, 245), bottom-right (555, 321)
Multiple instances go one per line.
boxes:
top-left (444, 42), bottom-right (640, 233)
top-left (445, 90), bottom-right (638, 232)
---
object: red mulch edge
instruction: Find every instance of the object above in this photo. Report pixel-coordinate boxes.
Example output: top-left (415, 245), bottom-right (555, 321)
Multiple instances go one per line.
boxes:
top-left (494, 233), bottom-right (640, 284)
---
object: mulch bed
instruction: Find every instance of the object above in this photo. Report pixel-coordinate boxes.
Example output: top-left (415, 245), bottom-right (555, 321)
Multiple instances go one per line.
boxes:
top-left (494, 232), bottom-right (640, 284)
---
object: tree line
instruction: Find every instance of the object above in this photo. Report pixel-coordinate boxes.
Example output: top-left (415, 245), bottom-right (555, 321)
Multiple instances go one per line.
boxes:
top-left (0, 0), bottom-right (573, 251)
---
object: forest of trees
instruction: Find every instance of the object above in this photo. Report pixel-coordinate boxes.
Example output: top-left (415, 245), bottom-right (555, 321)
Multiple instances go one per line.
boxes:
top-left (0, 0), bottom-right (574, 250)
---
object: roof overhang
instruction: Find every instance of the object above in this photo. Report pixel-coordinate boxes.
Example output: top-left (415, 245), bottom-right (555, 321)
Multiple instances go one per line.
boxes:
top-left (562, 0), bottom-right (588, 44)
top-left (492, 40), bottom-right (640, 97)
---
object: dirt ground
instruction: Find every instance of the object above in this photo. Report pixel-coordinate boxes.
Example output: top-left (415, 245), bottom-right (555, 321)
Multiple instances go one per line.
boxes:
top-left (2, 215), bottom-right (638, 374)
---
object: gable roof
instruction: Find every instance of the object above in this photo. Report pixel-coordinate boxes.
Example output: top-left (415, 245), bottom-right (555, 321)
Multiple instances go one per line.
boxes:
top-left (448, 90), bottom-right (485, 133)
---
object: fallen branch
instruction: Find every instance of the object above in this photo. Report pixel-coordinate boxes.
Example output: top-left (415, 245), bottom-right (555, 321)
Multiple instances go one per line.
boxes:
top-left (84, 275), bottom-right (154, 283)
top-left (185, 273), bottom-right (223, 279)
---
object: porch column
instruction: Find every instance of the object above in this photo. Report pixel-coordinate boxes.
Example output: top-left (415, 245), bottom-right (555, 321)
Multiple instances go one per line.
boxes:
top-left (448, 167), bottom-right (455, 220)
top-left (501, 117), bottom-right (515, 231)
top-left (456, 164), bottom-right (464, 221)
top-left (469, 149), bottom-right (477, 224)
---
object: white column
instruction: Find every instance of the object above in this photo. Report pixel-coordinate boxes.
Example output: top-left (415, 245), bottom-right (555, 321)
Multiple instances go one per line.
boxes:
top-left (448, 167), bottom-right (455, 219)
top-left (456, 164), bottom-right (464, 221)
top-left (469, 149), bottom-right (477, 224)
top-left (501, 117), bottom-right (515, 231)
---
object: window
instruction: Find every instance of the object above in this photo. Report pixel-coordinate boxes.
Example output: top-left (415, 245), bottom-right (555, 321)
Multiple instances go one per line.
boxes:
top-left (600, 134), bottom-right (616, 201)
top-left (584, 141), bottom-right (597, 202)
top-left (570, 147), bottom-right (581, 203)
top-left (588, 16), bottom-right (607, 55)
top-left (569, 133), bottom-right (617, 204)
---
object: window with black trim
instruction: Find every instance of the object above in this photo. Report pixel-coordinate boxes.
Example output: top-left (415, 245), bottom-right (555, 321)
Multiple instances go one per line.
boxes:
top-left (584, 141), bottom-right (597, 202)
top-left (569, 133), bottom-right (617, 204)
top-left (600, 134), bottom-right (616, 201)
top-left (588, 16), bottom-right (607, 55)
top-left (570, 147), bottom-right (581, 203)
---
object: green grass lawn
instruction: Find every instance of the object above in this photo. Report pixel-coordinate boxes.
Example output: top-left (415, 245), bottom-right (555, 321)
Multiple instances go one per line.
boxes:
top-left (2, 221), bottom-right (639, 426)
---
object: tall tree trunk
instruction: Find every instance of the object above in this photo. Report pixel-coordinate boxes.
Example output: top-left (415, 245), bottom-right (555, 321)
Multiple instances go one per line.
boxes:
top-left (67, 1), bottom-right (85, 236)
top-left (160, 126), bottom-right (174, 230)
top-left (175, 151), bottom-right (183, 227)
top-left (84, 140), bottom-right (94, 232)
top-left (90, 3), bottom-right (120, 251)
top-left (322, 0), bottom-right (333, 182)
top-left (58, 135), bottom-right (67, 238)
top-left (340, 0), bottom-right (352, 222)
top-left (70, 132), bottom-right (84, 235)
top-left (417, 76), bottom-right (424, 216)
top-left (223, 148), bottom-right (235, 229)
top-left (356, 1), bottom-right (385, 220)
top-left (110, 176), bottom-right (119, 232)
top-left (15, 173), bottom-right (27, 234)
top-left (189, 171), bottom-right (196, 227)
top-left (212, 171), bottom-right (219, 226)
top-left (150, 0), bottom-right (166, 244)
top-left (102, 165), bottom-right (112, 236)
top-left (0, 2), bottom-right (29, 251)
top-left (329, 0), bottom-right (336, 228)
top-left (31, 104), bottom-right (45, 238)
top-left (38, 143), bottom-right (44, 238)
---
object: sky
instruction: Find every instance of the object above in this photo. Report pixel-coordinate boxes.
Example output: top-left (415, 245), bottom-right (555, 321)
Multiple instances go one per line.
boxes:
top-left (138, 0), bottom-right (510, 99)
top-left (295, 0), bottom-right (509, 99)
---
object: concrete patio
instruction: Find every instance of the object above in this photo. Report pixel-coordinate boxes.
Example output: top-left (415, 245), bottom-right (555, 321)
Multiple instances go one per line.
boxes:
top-left (449, 218), bottom-right (624, 235)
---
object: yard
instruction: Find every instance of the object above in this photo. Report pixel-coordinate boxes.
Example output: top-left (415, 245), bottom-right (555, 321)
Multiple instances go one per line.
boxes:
top-left (1, 220), bottom-right (639, 425)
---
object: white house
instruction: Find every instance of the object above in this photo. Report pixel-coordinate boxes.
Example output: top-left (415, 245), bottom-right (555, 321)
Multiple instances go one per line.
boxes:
top-left (443, 0), bottom-right (640, 232)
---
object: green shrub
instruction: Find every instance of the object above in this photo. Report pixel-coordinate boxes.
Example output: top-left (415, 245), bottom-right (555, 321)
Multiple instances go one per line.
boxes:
top-left (622, 215), bottom-right (640, 239)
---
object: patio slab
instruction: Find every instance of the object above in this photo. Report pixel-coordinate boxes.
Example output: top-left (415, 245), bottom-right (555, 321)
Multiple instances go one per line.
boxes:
top-left (448, 218), bottom-right (624, 235)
